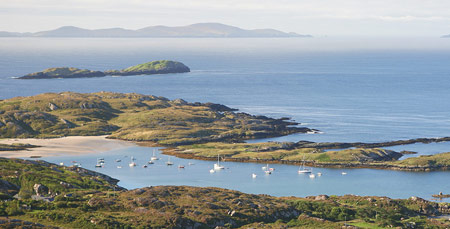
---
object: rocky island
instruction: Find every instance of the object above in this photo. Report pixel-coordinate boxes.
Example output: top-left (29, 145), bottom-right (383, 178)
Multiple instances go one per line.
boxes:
top-left (17, 60), bottom-right (190, 79)
top-left (0, 157), bottom-right (448, 228)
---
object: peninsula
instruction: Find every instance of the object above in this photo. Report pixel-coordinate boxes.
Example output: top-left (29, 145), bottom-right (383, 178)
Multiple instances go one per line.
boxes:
top-left (0, 157), bottom-right (448, 228)
top-left (0, 92), bottom-right (310, 145)
top-left (17, 60), bottom-right (190, 79)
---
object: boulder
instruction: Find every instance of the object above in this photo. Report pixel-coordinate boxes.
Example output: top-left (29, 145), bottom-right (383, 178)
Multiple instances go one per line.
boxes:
top-left (48, 103), bottom-right (59, 111)
top-left (33, 184), bottom-right (49, 196)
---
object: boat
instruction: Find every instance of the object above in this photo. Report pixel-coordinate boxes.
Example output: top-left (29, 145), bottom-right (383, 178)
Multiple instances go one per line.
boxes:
top-left (95, 164), bottom-right (102, 168)
top-left (252, 173), bottom-right (257, 178)
top-left (129, 157), bottom-right (136, 167)
top-left (166, 156), bottom-right (174, 166)
top-left (317, 172), bottom-right (322, 176)
top-left (188, 162), bottom-right (194, 165)
top-left (147, 161), bottom-right (154, 164)
top-left (151, 149), bottom-right (159, 161)
top-left (309, 173), bottom-right (316, 178)
top-left (298, 156), bottom-right (312, 174)
top-left (142, 165), bottom-right (148, 168)
top-left (117, 166), bottom-right (122, 169)
top-left (214, 154), bottom-right (225, 170)
top-left (261, 166), bottom-right (267, 170)
top-left (341, 172), bottom-right (347, 175)
top-left (178, 165), bottom-right (185, 169)
top-left (209, 169), bottom-right (215, 173)
top-left (115, 159), bottom-right (121, 162)
top-left (59, 162), bottom-right (64, 166)
top-left (264, 164), bottom-right (272, 174)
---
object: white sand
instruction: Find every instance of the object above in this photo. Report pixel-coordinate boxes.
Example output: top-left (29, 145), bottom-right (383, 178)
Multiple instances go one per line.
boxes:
top-left (0, 136), bottom-right (136, 158)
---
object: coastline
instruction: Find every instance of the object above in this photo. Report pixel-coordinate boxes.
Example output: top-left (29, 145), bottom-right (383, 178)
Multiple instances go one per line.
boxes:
top-left (0, 135), bottom-right (136, 158)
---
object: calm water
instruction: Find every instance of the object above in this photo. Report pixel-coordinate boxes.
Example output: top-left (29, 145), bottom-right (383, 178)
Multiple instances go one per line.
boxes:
top-left (2, 37), bottom-right (450, 199)
top-left (41, 146), bottom-right (449, 201)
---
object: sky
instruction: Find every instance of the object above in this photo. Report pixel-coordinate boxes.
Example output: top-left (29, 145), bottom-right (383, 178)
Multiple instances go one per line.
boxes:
top-left (1, 0), bottom-right (450, 37)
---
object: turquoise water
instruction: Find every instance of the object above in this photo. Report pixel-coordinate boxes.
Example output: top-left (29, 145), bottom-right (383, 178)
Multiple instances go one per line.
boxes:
top-left (2, 37), bottom-right (450, 199)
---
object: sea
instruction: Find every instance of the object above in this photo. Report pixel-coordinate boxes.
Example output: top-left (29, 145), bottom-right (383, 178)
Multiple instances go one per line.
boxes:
top-left (0, 37), bottom-right (449, 200)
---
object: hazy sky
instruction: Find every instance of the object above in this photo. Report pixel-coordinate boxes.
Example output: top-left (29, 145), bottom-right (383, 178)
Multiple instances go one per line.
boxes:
top-left (1, 0), bottom-right (450, 36)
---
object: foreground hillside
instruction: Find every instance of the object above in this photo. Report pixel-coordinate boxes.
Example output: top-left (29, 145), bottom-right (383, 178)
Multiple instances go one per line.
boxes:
top-left (0, 92), bottom-right (309, 145)
top-left (0, 158), bottom-right (449, 228)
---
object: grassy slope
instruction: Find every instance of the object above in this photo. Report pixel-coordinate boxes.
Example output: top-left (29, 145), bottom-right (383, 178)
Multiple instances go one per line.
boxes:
top-left (0, 92), bottom-right (306, 146)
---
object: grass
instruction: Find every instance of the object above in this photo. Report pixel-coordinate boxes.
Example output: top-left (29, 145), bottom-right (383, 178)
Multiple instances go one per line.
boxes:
top-left (0, 92), bottom-right (305, 145)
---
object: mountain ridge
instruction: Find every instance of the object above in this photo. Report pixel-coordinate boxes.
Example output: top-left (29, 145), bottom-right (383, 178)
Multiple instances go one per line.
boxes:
top-left (0, 23), bottom-right (311, 38)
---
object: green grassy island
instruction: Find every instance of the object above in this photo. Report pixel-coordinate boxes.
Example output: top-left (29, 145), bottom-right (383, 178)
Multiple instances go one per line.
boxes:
top-left (17, 60), bottom-right (190, 79)
top-left (165, 142), bottom-right (450, 171)
top-left (0, 157), bottom-right (449, 228)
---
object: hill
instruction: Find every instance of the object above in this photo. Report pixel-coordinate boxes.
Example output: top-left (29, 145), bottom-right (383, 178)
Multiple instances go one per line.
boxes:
top-left (0, 23), bottom-right (311, 38)
top-left (0, 92), bottom-right (309, 145)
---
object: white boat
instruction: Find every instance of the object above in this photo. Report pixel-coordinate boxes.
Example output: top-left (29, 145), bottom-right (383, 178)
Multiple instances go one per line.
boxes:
top-left (188, 162), bottom-right (194, 165)
top-left (252, 173), bottom-right (257, 178)
top-left (298, 156), bottom-right (312, 174)
top-left (129, 157), bottom-right (136, 167)
top-left (117, 166), bottom-right (122, 169)
top-left (317, 172), bottom-right (322, 176)
top-left (213, 154), bottom-right (225, 170)
top-left (209, 169), bottom-right (215, 173)
top-left (115, 159), bottom-right (121, 162)
top-left (309, 173), bottom-right (316, 178)
top-left (166, 156), bottom-right (174, 166)
top-left (147, 161), bottom-right (154, 164)
top-left (151, 149), bottom-right (159, 161)
top-left (59, 162), bottom-right (64, 166)
top-left (261, 166), bottom-right (267, 170)
top-left (95, 164), bottom-right (102, 168)
top-left (264, 164), bottom-right (272, 174)
top-left (341, 172), bottom-right (347, 175)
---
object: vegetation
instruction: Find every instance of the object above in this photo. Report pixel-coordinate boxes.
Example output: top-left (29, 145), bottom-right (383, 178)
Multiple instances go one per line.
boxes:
top-left (0, 157), bottom-right (448, 228)
top-left (18, 60), bottom-right (190, 79)
top-left (0, 143), bottom-right (37, 151)
top-left (0, 92), bottom-right (309, 146)
top-left (18, 67), bottom-right (105, 79)
top-left (165, 142), bottom-right (450, 171)
top-left (105, 60), bottom-right (190, 76)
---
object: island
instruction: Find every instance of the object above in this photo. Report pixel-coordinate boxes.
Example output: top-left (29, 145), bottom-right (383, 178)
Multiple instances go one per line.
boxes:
top-left (17, 60), bottom-right (190, 79)
top-left (164, 141), bottom-right (450, 171)
top-left (0, 157), bottom-right (448, 228)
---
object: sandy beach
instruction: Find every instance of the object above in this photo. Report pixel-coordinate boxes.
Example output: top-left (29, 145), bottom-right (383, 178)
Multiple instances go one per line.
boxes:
top-left (0, 136), bottom-right (136, 158)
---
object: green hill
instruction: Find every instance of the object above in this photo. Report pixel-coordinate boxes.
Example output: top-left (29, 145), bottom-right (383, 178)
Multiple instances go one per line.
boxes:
top-left (0, 92), bottom-right (309, 145)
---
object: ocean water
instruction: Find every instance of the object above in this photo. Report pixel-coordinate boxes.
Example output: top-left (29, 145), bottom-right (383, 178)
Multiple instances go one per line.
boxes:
top-left (2, 37), bottom-right (450, 199)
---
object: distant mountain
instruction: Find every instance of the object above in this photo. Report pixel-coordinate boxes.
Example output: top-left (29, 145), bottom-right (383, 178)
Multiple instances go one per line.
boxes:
top-left (441, 34), bottom-right (450, 38)
top-left (0, 23), bottom-right (311, 38)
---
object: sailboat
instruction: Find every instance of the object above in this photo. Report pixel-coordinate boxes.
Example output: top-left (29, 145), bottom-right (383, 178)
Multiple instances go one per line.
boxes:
top-left (129, 156), bottom-right (136, 167)
top-left (264, 164), bottom-right (272, 174)
top-left (298, 156), bottom-right (312, 174)
top-left (151, 149), bottom-right (158, 161)
top-left (166, 156), bottom-right (174, 166)
top-left (252, 173), bottom-right (257, 178)
top-left (214, 154), bottom-right (225, 170)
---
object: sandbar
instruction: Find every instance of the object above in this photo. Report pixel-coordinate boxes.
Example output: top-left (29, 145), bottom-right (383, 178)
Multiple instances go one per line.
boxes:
top-left (0, 136), bottom-right (136, 158)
